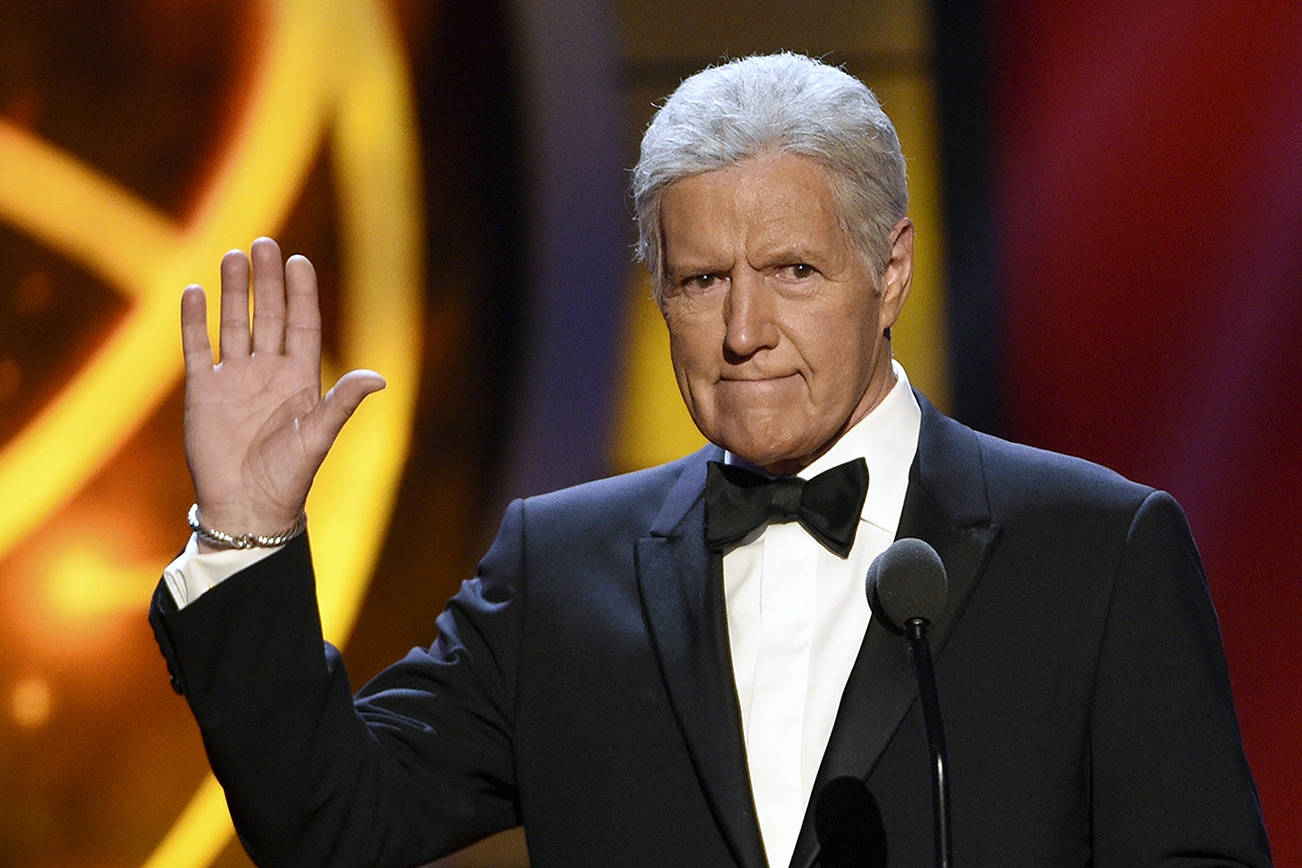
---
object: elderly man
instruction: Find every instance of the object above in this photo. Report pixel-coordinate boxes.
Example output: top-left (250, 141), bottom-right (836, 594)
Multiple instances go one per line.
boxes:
top-left (152, 53), bottom-right (1269, 867)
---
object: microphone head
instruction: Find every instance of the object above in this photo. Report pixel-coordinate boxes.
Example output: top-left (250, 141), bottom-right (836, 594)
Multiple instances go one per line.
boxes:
top-left (865, 538), bottom-right (948, 631)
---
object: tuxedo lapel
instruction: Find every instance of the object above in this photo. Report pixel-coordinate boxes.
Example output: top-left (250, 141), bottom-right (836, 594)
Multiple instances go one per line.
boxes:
top-left (637, 446), bottom-right (768, 868)
top-left (789, 394), bottom-right (1001, 868)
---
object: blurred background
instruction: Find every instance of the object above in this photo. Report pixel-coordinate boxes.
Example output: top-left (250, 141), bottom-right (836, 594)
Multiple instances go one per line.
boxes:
top-left (0, 0), bottom-right (1298, 865)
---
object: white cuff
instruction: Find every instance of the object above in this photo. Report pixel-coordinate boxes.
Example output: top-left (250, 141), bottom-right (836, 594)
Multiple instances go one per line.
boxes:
top-left (163, 534), bottom-right (281, 608)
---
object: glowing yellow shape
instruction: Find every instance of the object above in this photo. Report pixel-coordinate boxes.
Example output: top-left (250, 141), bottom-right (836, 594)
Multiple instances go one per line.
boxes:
top-left (310, 0), bottom-right (424, 637)
top-left (0, 0), bottom-right (333, 558)
top-left (0, 125), bottom-right (182, 558)
top-left (143, 777), bottom-right (233, 868)
top-left (610, 269), bottom-right (704, 471)
top-left (141, 3), bottom-right (425, 866)
top-left (0, 0), bottom-right (424, 866)
top-left (872, 72), bottom-right (950, 411)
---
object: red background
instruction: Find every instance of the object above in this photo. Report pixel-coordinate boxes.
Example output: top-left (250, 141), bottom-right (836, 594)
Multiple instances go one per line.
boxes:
top-left (993, 2), bottom-right (1302, 859)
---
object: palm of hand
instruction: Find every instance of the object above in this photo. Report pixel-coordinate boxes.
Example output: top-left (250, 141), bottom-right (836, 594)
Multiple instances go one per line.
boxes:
top-left (182, 238), bottom-right (384, 538)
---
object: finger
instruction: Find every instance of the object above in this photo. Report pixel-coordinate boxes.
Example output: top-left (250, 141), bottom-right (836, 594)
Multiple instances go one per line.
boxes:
top-left (283, 253), bottom-right (322, 369)
top-left (250, 236), bottom-right (287, 355)
top-left (180, 285), bottom-right (214, 372)
top-left (299, 369), bottom-right (387, 459)
top-left (219, 248), bottom-right (252, 359)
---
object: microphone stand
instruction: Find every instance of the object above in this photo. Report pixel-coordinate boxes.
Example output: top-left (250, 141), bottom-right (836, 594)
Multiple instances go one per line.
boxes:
top-left (905, 617), bottom-right (952, 868)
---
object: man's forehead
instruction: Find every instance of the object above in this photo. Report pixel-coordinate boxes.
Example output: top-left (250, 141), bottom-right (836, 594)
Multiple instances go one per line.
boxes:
top-left (660, 155), bottom-right (849, 266)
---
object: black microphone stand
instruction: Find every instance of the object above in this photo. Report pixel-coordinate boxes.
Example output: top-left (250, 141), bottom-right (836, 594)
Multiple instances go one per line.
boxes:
top-left (905, 616), bottom-right (952, 868)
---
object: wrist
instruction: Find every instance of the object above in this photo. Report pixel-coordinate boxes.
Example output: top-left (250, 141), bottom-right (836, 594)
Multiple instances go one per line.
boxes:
top-left (191, 496), bottom-right (304, 538)
top-left (188, 503), bottom-right (306, 551)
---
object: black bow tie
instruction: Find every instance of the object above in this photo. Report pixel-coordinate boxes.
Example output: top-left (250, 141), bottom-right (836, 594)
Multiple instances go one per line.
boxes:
top-left (704, 458), bottom-right (869, 558)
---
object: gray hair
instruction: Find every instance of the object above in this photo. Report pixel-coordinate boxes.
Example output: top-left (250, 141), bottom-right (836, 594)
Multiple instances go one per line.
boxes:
top-left (632, 52), bottom-right (908, 302)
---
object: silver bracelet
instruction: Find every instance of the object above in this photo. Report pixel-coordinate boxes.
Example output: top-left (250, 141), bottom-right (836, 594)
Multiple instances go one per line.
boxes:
top-left (187, 503), bottom-right (307, 550)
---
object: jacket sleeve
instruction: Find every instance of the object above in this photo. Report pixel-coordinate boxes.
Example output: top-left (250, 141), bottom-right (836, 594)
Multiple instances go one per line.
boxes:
top-left (1089, 490), bottom-right (1271, 866)
top-left (149, 501), bottom-right (531, 868)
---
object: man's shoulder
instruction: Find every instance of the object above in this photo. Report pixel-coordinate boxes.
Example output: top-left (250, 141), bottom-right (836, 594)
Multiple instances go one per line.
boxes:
top-left (918, 395), bottom-right (1157, 519)
top-left (980, 427), bottom-right (1146, 489)
top-left (964, 419), bottom-right (1157, 517)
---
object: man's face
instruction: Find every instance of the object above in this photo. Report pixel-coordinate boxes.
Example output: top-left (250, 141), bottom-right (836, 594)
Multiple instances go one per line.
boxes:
top-left (658, 151), bottom-right (912, 476)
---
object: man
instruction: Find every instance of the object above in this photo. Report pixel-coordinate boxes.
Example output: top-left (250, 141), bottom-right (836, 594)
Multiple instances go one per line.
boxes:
top-left (152, 53), bottom-right (1270, 866)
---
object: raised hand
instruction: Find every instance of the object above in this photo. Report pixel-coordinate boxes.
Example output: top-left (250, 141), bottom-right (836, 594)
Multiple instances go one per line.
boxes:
top-left (181, 237), bottom-right (386, 551)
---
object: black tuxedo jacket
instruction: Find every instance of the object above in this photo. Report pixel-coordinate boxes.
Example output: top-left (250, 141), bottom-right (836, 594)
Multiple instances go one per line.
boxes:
top-left (151, 395), bottom-right (1270, 867)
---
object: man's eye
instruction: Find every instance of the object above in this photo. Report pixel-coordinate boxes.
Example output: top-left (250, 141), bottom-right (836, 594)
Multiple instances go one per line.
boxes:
top-left (786, 263), bottom-right (815, 279)
top-left (684, 273), bottom-right (720, 290)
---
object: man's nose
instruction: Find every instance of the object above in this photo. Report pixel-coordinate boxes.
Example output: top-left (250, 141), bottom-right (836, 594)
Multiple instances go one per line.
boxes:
top-left (723, 271), bottom-right (779, 359)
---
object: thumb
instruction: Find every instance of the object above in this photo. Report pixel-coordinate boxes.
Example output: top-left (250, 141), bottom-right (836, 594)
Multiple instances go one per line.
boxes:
top-left (302, 369), bottom-right (387, 454)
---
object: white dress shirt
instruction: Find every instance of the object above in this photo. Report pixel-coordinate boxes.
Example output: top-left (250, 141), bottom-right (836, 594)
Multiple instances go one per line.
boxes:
top-left (722, 360), bottom-right (920, 867)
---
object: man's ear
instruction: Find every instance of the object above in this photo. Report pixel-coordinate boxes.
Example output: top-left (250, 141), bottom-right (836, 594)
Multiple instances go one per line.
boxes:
top-left (878, 217), bottom-right (914, 334)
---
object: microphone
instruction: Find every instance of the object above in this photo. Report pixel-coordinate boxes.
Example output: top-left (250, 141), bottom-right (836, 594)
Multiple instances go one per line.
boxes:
top-left (866, 538), bottom-right (948, 632)
top-left (866, 539), bottom-right (952, 868)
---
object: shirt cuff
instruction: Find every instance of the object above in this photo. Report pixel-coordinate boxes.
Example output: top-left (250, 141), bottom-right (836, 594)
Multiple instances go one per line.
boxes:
top-left (163, 534), bottom-right (282, 608)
